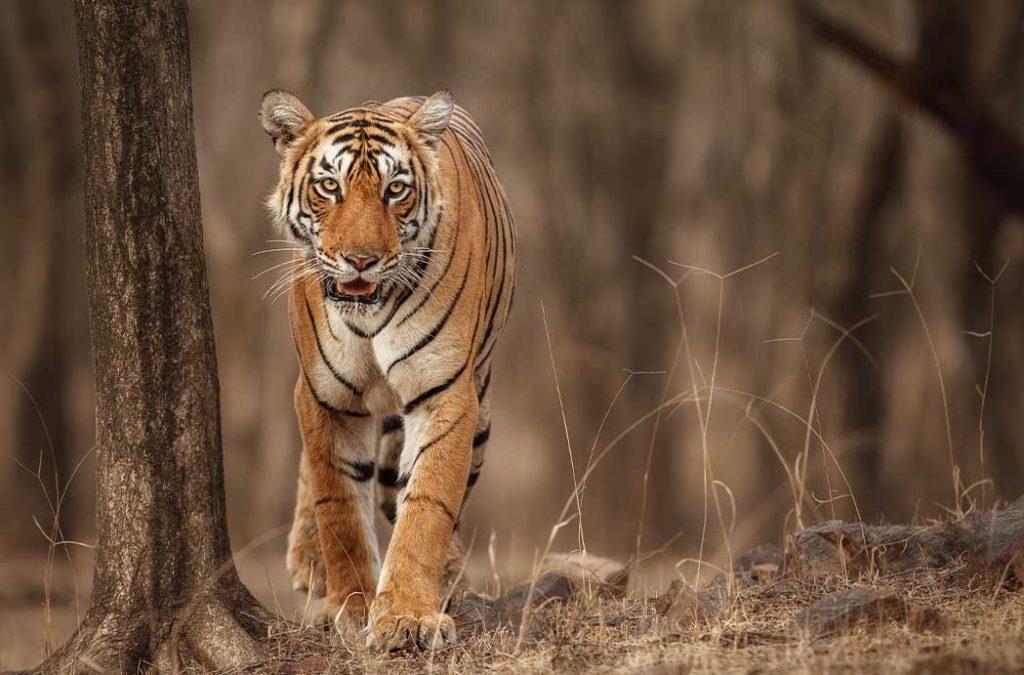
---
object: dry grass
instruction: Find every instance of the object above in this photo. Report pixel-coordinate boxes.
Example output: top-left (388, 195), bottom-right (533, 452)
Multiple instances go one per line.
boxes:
top-left (205, 568), bottom-right (1024, 673)
top-left (3, 548), bottom-right (1022, 673)
top-left (4, 252), bottom-right (1021, 673)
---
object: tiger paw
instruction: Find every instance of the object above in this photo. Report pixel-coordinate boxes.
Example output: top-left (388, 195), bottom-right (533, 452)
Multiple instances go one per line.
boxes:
top-left (286, 540), bottom-right (326, 598)
top-left (311, 592), bottom-right (369, 631)
top-left (366, 608), bottom-right (456, 653)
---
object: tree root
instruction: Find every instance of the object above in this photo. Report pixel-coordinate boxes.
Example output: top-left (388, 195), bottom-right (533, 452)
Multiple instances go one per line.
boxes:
top-left (33, 608), bottom-right (145, 674)
top-left (35, 593), bottom-right (278, 674)
top-left (183, 599), bottom-right (267, 672)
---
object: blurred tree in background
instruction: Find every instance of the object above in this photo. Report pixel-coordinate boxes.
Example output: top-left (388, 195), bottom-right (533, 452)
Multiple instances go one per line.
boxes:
top-left (2, 0), bottom-right (1023, 582)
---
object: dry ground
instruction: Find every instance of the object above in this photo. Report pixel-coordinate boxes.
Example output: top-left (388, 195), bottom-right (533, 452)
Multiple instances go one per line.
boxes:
top-left (254, 580), bottom-right (1024, 674)
top-left (3, 539), bottom-right (1022, 674)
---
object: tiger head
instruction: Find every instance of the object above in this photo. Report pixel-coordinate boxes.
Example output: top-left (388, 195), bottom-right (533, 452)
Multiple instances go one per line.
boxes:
top-left (259, 90), bottom-right (453, 305)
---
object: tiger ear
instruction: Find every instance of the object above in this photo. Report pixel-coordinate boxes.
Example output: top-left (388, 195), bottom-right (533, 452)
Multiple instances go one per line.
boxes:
top-left (259, 89), bottom-right (314, 155)
top-left (409, 90), bottom-right (454, 142)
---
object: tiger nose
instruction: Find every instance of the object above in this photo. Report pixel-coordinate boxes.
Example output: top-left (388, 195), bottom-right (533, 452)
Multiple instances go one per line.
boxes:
top-left (344, 253), bottom-right (380, 271)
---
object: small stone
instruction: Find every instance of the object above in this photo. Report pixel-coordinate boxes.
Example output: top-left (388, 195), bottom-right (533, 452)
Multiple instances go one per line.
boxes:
top-left (963, 499), bottom-right (1024, 585)
top-left (451, 572), bottom-right (577, 638)
top-left (542, 553), bottom-right (630, 598)
top-left (712, 543), bottom-right (785, 588)
top-left (791, 587), bottom-right (940, 637)
top-left (655, 580), bottom-right (723, 629)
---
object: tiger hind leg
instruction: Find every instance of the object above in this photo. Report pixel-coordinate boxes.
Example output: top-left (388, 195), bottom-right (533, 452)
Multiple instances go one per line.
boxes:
top-left (286, 452), bottom-right (326, 597)
top-left (441, 386), bottom-right (492, 595)
top-left (376, 414), bottom-right (404, 528)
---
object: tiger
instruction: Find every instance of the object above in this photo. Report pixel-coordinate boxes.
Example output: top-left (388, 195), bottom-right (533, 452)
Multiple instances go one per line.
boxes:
top-left (258, 89), bottom-right (516, 652)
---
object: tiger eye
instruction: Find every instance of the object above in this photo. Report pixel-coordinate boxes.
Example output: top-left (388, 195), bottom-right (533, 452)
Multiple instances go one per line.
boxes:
top-left (387, 182), bottom-right (406, 195)
top-left (320, 178), bottom-right (338, 192)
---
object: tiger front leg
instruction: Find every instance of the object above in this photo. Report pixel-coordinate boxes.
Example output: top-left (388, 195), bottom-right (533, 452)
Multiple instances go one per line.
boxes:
top-left (295, 380), bottom-right (380, 629)
top-left (367, 385), bottom-right (477, 652)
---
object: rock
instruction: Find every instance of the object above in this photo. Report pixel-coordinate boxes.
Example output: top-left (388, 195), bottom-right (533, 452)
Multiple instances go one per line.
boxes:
top-left (712, 543), bottom-right (785, 588)
top-left (734, 542), bottom-right (786, 572)
top-left (907, 653), bottom-right (1002, 674)
top-left (791, 587), bottom-right (942, 637)
top-left (654, 580), bottom-right (724, 629)
top-left (542, 553), bottom-right (630, 598)
top-left (787, 498), bottom-right (1024, 583)
top-left (789, 524), bottom-right (850, 578)
top-left (450, 553), bottom-right (630, 639)
top-left (504, 571), bottom-right (576, 607)
top-left (452, 590), bottom-right (505, 635)
top-left (451, 572), bottom-right (577, 638)
top-left (962, 499), bottom-right (1024, 585)
top-left (789, 521), bottom-right (970, 579)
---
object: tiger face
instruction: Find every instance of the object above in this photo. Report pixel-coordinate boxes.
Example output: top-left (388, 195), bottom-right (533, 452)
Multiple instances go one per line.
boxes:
top-left (260, 90), bottom-right (453, 305)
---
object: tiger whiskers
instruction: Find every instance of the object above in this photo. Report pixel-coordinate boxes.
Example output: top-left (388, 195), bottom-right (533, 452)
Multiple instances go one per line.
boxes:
top-left (251, 246), bottom-right (306, 256)
top-left (395, 247), bottom-right (451, 289)
top-left (261, 258), bottom-right (321, 304)
top-left (390, 262), bottom-right (424, 293)
top-left (252, 256), bottom-right (308, 281)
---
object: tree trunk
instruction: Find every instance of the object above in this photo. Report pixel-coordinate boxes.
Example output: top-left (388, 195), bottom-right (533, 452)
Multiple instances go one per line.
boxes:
top-left (835, 116), bottom-right (903, 509)
top-left (39, 1), bottom-right (270, 672)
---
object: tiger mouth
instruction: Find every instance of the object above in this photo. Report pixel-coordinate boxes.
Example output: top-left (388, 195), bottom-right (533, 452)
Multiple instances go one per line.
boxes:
top-left (323, 277), bottom-right (382, 304)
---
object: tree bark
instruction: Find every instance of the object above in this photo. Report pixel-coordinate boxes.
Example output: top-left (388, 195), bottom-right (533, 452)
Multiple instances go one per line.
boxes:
top-left (38, 1), bottom-right (270, 672)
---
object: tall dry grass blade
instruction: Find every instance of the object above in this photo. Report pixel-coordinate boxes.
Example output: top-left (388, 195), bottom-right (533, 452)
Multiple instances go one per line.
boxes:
top-left (890, 267), bottom-right (961, 513)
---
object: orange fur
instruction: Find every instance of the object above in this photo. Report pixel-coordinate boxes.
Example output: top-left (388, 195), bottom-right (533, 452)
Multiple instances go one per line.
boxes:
top-left (261, 90), bottom-right (515, 650)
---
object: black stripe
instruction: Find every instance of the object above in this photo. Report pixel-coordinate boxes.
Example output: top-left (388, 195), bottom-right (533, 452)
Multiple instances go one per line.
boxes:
top-left (377, 467), bottom-right (399, 487)
top-left (460, 142), bottom-right (509, 367)
top-left (475, 334), bottom-right (499, 370)
top-left (472, 425), bottom-right (491, 448)
top-left (402, 358), bottom-right (469, 415)
top-left (357, 130), bottom-right (399, 146)
top-left (305, 298), bottom-right (362, 396)
top-left (326, 119), bottom-right (400, 136)
top-left (300, 369), bottom-right (370, 417)
top-left (340, 459), bottom-right (375, 482)
top-left (381, 501), bottom-right (397, 524)
top-left (411, 412), bottom-right (467, 471)
top-left (364, 282), bottom-right (414, 337)
top-left (400, 294), bottom-right (483, 415)
top-left (394, 233), bottom-right (457, 327)
top-left (467, 471), bottom-right (480, 487)
top-left (382, 414), bottom-right (403, 435)
top-left (344, 320), bottom-right (370, 338)
top-left (386, 252), bottom-right (473, 375)
top-left (403, 493), bottom-right (457, 523)
top-left (476, 368), bottom-right (492, 399)
top-left (331, 132), bottom-right (359, 145)
top-left (454, 137), bottom-right (501, 337)
top-left (315, 495), bottom-right (347, 507)
top-left (284, 152), bottom-right (304, 216)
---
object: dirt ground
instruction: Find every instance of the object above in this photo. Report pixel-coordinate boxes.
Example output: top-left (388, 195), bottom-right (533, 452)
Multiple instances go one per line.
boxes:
top-left (2, 543), bottom-right (1022, 674)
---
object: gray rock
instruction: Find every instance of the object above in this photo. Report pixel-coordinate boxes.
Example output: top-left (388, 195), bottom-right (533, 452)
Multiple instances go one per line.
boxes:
top-left (791, 587), bottom-right (942, 637)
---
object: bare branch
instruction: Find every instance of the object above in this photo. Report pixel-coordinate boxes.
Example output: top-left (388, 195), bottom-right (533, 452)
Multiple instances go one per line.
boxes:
top-left (799, 0), bottom-right (1024, 214)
